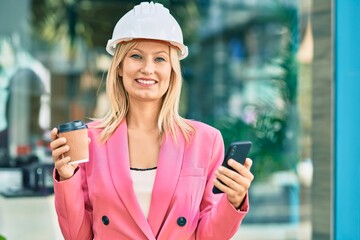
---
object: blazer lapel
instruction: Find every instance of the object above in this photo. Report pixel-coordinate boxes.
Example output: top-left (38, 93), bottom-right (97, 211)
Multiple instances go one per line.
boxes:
top-left (147, 131), bottom-right (185, 236)
top-left (107, 120), bottom-right (155, 239)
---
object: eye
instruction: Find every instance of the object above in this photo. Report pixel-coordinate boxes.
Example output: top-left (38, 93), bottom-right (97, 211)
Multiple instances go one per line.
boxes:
top-left (130, 54), bottom-right (142, 59)
top-left (155, 57), bottom-right (166, 62)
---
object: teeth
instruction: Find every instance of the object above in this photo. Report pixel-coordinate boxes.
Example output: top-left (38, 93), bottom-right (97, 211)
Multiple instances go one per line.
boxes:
top-left (137, 79), bottom-right (156, 85)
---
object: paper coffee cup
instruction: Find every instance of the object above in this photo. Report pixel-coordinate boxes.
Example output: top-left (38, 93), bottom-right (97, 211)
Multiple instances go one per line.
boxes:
top-left (58, 120), bottom-right (89, 165)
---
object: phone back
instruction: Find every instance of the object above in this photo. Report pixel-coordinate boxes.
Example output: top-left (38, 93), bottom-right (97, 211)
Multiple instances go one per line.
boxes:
top-left (223, 141), bottom-right (252, 169)
top-left (212, 141), bottom-right (252, 194)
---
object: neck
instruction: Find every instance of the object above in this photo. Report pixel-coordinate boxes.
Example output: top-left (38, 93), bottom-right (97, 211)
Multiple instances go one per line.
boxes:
top-left (126, 100), bottom-right (162, 131)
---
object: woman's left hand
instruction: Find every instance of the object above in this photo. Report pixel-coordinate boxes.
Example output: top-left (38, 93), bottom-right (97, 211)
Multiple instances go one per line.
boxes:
top-left (213, 158), bottom-right (254, 209)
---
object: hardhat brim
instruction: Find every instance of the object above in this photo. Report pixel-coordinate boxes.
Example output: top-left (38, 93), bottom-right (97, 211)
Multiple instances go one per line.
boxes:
top-left (106, 38), bottom-right (188, 60)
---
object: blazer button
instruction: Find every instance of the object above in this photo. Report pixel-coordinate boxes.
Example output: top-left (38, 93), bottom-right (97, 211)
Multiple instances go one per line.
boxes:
top-left (102, 215), bottom-right (110, 225)
top-left (177, 217), bottom-right (187, 227)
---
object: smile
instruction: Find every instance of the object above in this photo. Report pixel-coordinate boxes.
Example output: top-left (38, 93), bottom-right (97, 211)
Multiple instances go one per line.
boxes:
top-left (136, 79), bottom-right (158, 85)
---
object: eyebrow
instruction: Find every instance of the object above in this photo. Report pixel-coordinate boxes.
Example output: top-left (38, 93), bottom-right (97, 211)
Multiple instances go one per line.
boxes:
top-left (131, 48), bottom-right (169, 55)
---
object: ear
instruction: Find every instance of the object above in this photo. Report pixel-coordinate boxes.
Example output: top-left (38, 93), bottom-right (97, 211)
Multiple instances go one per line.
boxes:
top-left (117, 65), bottom-right (123, 77)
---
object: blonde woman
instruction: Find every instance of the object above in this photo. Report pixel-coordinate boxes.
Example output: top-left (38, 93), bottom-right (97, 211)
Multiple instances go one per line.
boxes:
top-left (50, 2), bottom-right (253, 239)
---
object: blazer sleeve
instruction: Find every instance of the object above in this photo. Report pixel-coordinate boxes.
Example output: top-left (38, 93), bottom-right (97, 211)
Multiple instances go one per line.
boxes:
top-left (53, 165), bottom-right (93, 240)
top-left (196, 130), bottom-right (249, 239)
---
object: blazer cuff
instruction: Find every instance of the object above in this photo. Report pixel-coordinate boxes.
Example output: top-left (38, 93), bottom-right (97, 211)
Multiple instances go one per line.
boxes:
top-left (216, 193), bottom-right (249, 220)
top-left (53, 167), bottom-right (83, 204)
top-left (237, 193), bottom-right (250, 212)
top-left (53, 167), bottom-right (79, 182)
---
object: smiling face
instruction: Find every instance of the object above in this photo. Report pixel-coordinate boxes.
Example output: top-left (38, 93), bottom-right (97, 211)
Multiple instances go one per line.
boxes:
top-left (119, 40), bottom-right (172, 104)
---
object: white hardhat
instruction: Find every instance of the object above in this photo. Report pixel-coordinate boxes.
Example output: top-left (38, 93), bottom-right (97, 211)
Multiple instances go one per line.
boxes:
top-left (106, 2), bottom-right (188, 60)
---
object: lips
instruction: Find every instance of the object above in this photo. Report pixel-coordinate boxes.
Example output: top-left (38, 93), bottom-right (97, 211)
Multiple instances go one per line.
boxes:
top-left (136, 78), bottom-right (158, 85)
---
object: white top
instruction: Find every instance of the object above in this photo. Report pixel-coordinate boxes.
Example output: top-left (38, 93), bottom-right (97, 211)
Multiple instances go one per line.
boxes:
top-left (130, 167), bottom-right (157, 219)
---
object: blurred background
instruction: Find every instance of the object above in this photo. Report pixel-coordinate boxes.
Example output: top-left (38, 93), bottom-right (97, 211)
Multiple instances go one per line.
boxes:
top-left (0, 0), bottom-right (345, 239)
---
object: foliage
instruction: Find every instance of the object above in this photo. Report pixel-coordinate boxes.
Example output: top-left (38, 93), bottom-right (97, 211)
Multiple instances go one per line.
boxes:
top-left (31, 0), bottom-right (201, 51)
top-left (213, 114), bottom-right (297, 181)
top-left (212, 4), bottom-right (300, 182)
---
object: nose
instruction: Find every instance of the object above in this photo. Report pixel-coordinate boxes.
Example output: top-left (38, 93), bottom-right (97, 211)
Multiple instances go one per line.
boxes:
top-left (140, 59), bottom-right (155, 75)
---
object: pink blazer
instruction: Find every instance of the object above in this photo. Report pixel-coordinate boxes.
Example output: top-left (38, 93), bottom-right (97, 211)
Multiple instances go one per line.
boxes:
top-left (54, 120), bottom-right (249, 240)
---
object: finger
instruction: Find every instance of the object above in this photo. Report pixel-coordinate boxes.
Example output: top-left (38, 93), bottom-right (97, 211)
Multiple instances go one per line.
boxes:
top-left (226, 159), bottom-right (242, 172)
top-left (217, 167), bottom-right (253, 190)
top-left (218, 166), bottom-right (242, 183)
top-left (88, 137), bottom-right (91, 144)
top-left (54, 157), bottom-right (78, 171)
top-left (238, 159), bottom-right (254, 181)
top-left (213, 178), bottom-right (234, 195)
top-left (50, 137), bottom-right (67, 151)
top-left (214, 175), bottom-right (233, 192)
top-left (227, 159), bottom-right (254, 180)
top-left (215, 169), bottom-right (244, 191)
top-left (213, 177), bottom-right (243, 208)
top-left (54, 156), bottom-right (72, 168)
top-left (243, 158), bottom-right (253, 170)
top-left (213, 176), bottom-right (243, 202)
top-left (54, 157), bottom-right (77, 180)
top-left (52, 145), bottom-right (70, 160)
top-left (69, 163), bottom-right (79, 169)
top-left (50, 128), bottom-right (58, 141)
top-left (214, 170), bottom-right (250, 207)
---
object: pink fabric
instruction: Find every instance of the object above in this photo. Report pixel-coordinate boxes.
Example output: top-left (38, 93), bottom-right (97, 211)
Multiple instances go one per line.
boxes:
top-left (54, 120), bottom-right (249, 240)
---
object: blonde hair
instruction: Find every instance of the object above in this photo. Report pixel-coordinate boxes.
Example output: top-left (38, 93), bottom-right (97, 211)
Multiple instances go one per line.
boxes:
top-left (93, 41), bottom-right (195, 144)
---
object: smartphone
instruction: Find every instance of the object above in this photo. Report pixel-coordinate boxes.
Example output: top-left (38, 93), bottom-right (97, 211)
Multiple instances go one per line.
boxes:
top-left (212, 141), bottom-right (252, 194)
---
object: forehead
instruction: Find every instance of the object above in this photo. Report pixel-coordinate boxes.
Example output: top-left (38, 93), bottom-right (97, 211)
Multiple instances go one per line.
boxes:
top-left (130, 40), bottom-right (170, 53)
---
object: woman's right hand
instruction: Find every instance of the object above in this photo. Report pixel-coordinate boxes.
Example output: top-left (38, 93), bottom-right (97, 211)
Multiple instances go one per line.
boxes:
top-left (50, 128), bottom-right (78, 181)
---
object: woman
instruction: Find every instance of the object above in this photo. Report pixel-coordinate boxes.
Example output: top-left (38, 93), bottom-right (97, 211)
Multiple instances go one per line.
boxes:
top-left (50, 2), bottom-right (254, 239)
